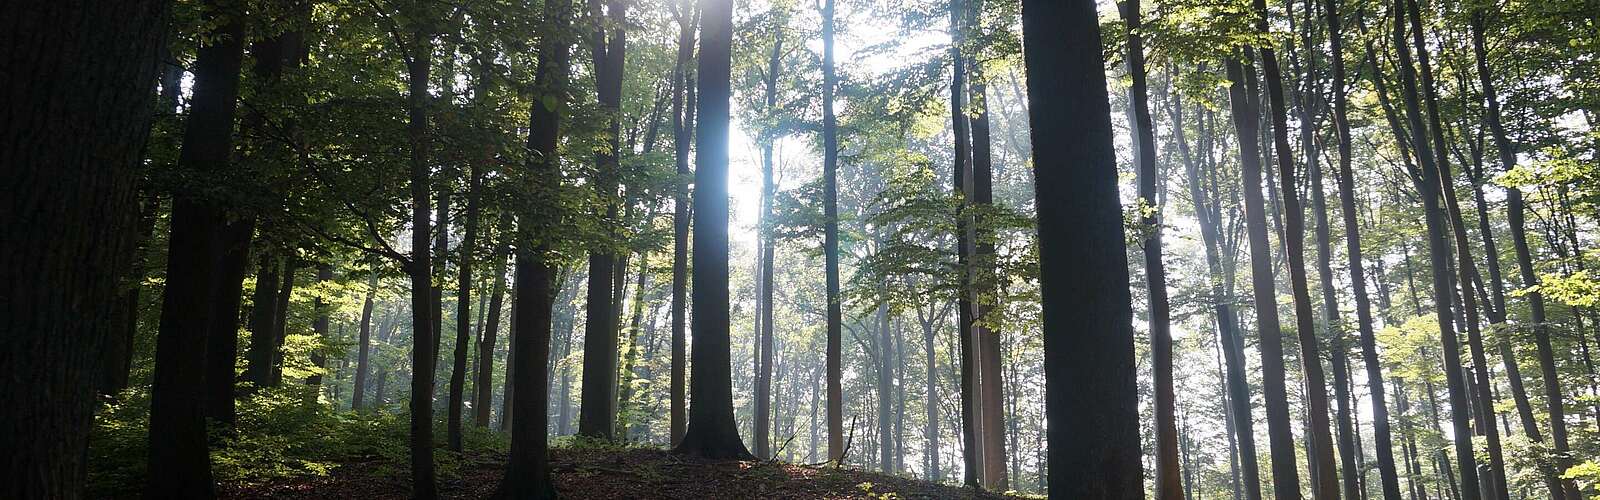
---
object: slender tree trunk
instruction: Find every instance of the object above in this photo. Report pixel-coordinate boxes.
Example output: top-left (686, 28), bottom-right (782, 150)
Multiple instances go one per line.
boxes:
top-left (754, 25), bottom-right (784, 458)
top-left (404, 13), bottom-right (439, 497)
top-left (308, 264), bottom-right (333, 387)
top-left (146, 3), bottom-right (246, 495)
top-left (1020, 0), bottom-right (1144, 495)
top-left (1224, 51), bottom-right (1303, 499)
top-left (947, 0), bottom-right (982, 486)
top-left (1120, 0), bottom-right (1178, 496)
top-left (2, 0), bottom-right (166, 495)
top-left (921, 310), bottom-right (941, 482)
top-left (476, 234), bottom-right (509, 426)
top-left (820, 0), bottom-right (845, 465)
top-left (1387, 2), bottom-right (1482, 496)
top-left (354, 274), bottom-right (379, 410)
top-left (668, 0), bottom-right (696, 448)
top-left (270, 259), bottom-right (299, 387)
top-left (448, 155), bottom-right (484, 451)
top-left (967, 0), bottom-right (1006, 487)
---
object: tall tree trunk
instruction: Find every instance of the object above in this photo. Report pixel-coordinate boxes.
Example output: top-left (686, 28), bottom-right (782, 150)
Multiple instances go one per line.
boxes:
top-left (404, 11), bottom-right (439, 497)
top-left (1324, 0), bottom-right (1404, 495)
top-left (1388, 1), bottom-right (1483, 496)
top-left (2, 0), bottom-right (166, 495)
top-left (967, 0), bottom-right (1007, 487)
top-left (354, 273), bottom-right (379, 410)
top-left (1020, 0), bottom-right (1144, 496)
top-left (1120, 0), bottom-right (1178, 496)
top-left (673, 0), bottom-right (751, 460)
top-left (754, 24), bottom-right (784, 459)
top-left (448, 153), bottom-right (484, 450)
top-left (493, 4), bottom-right (568, 496)
top-left (1250, 0), bottom-right (1339, 492)
top-left (1224, 51), bottom-right (1303, 499)
top-left (270, 258), bottom-right (299, 386)
top-left (146, 3), bottom-right (246, 495)
top-left (820, 0), bottom-right (846, 465)
top-left (668, 0), bottom-right (697, 448)
top-left (577, 0), bottom-right (628, 440)
top-left (947, 0), bottom-right (982, 486)
top-left (1468, 9), bottom-right (1572, 498)
top-left (920, 308), bottom-right (941, 482)
top-left (248, 252), bottom-right (281, 388)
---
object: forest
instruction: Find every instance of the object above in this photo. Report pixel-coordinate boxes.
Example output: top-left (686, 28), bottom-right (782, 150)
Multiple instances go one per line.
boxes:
top-left (3, 0), bottom-right (1597, 498)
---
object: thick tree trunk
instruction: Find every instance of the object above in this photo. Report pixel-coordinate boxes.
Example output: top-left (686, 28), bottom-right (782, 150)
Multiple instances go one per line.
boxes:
top-left (1120, 1), bottom-right (1177, 496)
top-left (248, 252), bottom-right (281, 387)
top-left (146, 3), bottom-right (246, 496)
top-left (577, 0), bottom-right (628, 441)
top-left (966, 0), bottom-right (1007, 484)
top-left (947, 0), bottom-right (981, 486)
top-left (1, 0), bottom-right (167, 496)
top-left (1020, 0), bottom-right (1144, 496)
top-left (673, 0), bottom-right (752, 460)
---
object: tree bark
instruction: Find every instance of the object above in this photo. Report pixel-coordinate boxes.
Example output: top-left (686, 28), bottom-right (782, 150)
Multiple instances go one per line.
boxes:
top-left (754, 24), bottom-right (784, 459)
top-left (1020, 0), bottom-right (1144, 496)
top-left (146, 2), bottom-right (246, 495)
top-left (404, 10), bottom-right (439, 496)
top-left (354, 274), bottom-right (379, 410)
top-left (668, 0), bottom-right (697, 448)
top-left (577, 0), bottom-right (628, 441)
top-left (1, 0), bottom-right (166, 495)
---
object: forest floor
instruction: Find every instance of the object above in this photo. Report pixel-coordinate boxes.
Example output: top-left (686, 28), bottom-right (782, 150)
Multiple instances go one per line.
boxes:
top-left (221, 447), bottom-right (1033, 499)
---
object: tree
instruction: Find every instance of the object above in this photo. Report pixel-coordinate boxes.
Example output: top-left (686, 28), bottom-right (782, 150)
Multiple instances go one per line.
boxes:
top-left (1120, 0), bottom-right (1179, 496)
top-left (146, 1), bottom-right (246, 495)
top-left (493, 2), bottom-right (571, 497)
top-left (668, 0), bottom-right (697, 449)
top-left (1, 0), bottom-right (166, 496)
top-left (821, 0), bottom-right (845, 465)
top-left (967, 0), bottom-right (1007, 488)
top-left (403, 1), bottom-right (440, 495)
top-left (353, 272), bottom-right (379, 410)
top-left (753, 11), bottom-right (787, 458)
top-left (672, 0), bottom-right (752, 460)
top-left (1020, 0), bottom-right (1144, 496)
top-left (1323, 0), bottom-right (1403, 495)
top-left (578, 0), bottom-right (628, 441)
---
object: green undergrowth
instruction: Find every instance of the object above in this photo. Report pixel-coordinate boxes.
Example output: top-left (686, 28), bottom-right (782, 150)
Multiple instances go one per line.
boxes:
top-left (87, 384), bottom-right (508, 497)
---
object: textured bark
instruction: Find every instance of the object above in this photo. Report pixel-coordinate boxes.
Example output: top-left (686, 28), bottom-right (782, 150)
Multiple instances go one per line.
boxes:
top-left (146, 2), bottom-right (246, 496)
top-left (967, 0), bottom-right (1006, 485)
top-left (672, 0), bottom-right (751, 460)
top-left (1224, 52), bottom-right (1302, 499)
top-left (1020, 0), bottom-right (1144, 495)
top-left (1, 0), bottom-right (166, 496)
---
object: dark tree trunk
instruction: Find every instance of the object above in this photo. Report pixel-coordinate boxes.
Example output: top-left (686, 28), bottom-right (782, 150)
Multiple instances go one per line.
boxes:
top-left (270, 258), bottom-right (299, 387)
top-left (1224, 51), bottom-right (1303, 499)
top-left (1249, 0), bottom-right (1339, 492)
top-left (354, 274), bottom-right (379, 410)
top-left (577, 0), bottom-right (628, 441)
top-left (919, 308), bottom-right (941, 482)
top-left (1323, 0), bottom-right (1404, 495)
top-left (207, 217), bottom-right (253, 426)
top-left (1, 0), bottom-right (167, 495)
top-left (146, 3), bottom-right (246, 496)
top-left (405, 15), bottom-right (439, 498)
top-left (947, 0), bottom-right (981, 486)
top-left (820, 0), bottom-right (845, 465)
top-left (248, 252), bottom-right (281, 388)
top-left (754, 25), bottom-right (783, 458)
top-left (668, 0), bottom-right (697, 448)
top-left (493, 5), bottom-right (568, 495)
top-left (1019, 0), bottom-right (1144, 496)
top-left (1119, 0), bottom-right (1177, 496)
top-left (672, 0), bottom-right (752, 460)
top-left (448, 154), bottom-right (483, 451)
top-left (1388, 1), bottom-right (1482, 496)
